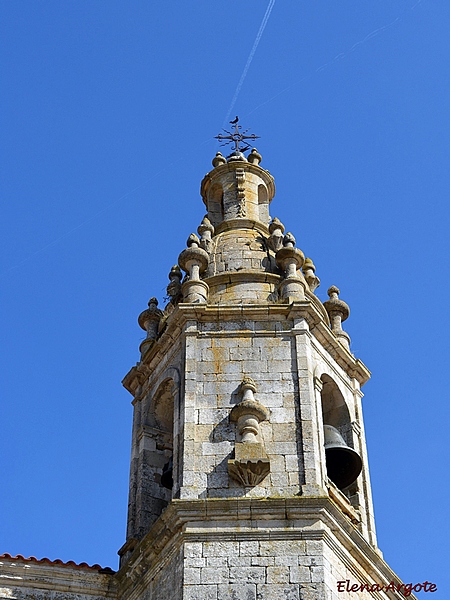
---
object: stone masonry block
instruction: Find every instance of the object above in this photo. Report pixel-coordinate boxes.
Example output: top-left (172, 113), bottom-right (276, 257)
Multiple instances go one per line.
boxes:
top-left (285, 454), bottom-right (300, 471)
top-left (290, 566), bottom-right (311, 583)
top-left (184, 567), bottom-right (201, 584)
top-left (185, 557), bottom-right (206, 568)
top-left (198, 408), bottom-right (229, 425)
top-left (184, 584), bottom-right (218, 600)
top-left (202, 441), bottom-right (233, 456)
top-left (206, 556), bottom-right (229, 567)
top-left (228, 555), bottom-right (251, 567)
top-left (256, 584), bottom-right (300, 600)
top-left (218, 584), bottom-right (256, 600)
top-left (229, 566), bottom-right (266, 584)
top-left (260, 540), bottom-right (306, 556)
top-left (251, 556), bottom-right (275, 567)
top-left (203, 541), bottom-right (240, 557)
top-left (266, 566), bottom-right (290, 584)
top-left (201, 567), bottom-right (229, 584)
top-left (239, 541), bottom-right (259, 556)
top-left (271, 423), bottom-right (297, 442)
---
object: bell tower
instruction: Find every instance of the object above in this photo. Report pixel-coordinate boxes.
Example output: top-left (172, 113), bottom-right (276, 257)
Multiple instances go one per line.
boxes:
top-left (116, 128), bottom-right (411, 599)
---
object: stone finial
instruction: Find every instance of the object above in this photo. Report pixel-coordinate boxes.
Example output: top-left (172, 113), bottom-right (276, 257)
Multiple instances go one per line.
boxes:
top-left (302, 257), bottom-right (320, 293)
top-left (228, 377), bottom-right (270, 486)
top-left (166, 265), bottom-right (182, 303)
top-left (323, 286), bottom-right (351, 349)
top-left (212, 152), bottom-right (226, 168)
top-left (138, 297), bottom-right (163, 355)
top-left (247, 148), bottom-right (262, 165)
top-left (267, 217), bottom-right (285, 252)
top-left (283, 232), bottom-right (296, 248)
top-left (178, 234), bottom-right (209, 303)
top-left (197, 216), bottom-right (215, 252)
top-left (275, 232), bottom-right (306, 301)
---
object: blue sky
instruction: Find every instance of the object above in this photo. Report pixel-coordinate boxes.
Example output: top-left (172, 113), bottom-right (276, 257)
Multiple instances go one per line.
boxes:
top-left (1, 1), bottom-right (449, 595)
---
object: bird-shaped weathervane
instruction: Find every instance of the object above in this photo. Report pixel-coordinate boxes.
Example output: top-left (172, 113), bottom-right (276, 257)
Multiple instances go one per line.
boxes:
top-left (215, 117), bottom-right (260, 154)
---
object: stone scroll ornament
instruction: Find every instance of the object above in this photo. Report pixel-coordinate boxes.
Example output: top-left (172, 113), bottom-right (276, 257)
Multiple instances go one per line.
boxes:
top-left (228, 377), bottom-right (270, 486)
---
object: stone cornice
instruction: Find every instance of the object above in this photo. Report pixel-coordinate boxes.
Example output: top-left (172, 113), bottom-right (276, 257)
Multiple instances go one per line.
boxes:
top-left (115, 497), bottom-right (407, 600)
top-left (122, 299), bottom-right (370, 395)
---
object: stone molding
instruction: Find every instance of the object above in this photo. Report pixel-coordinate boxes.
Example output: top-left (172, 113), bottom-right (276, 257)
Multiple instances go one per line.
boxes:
top-left (115, 497), bottom-right (408, 600)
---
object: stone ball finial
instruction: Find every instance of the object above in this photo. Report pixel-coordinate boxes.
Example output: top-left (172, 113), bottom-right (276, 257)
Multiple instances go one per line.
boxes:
top-left (212, 152), bottom-right (226, 168)
top-left (247, 148), bottom-right (262, 165)
top-left (178, 234), bottom-right (209, 276)
top-left (197, 216), bottom-right (214, 237)
top-left (302, 258), bottom-right (320, 293)
top-left (269, 217), bottom-right (285, 235)
top-left (303, 258), bottom-right (316, 273)
top-left (186, 233), bottom-right (200, 248)
top-left (241, 376), bottom-right (257, 394)
top-left (324, 286), bottom-right (350, 322)
top-left (166, 266), bottom-right (182, 301)
top-left (138, 296), bottom-right (163, 332)
top-left (283, 232), bottom-right (296, 248)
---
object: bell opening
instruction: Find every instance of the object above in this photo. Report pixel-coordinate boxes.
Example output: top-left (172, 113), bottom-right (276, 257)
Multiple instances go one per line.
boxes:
top-left (161, 458), bottom-right (173, 490)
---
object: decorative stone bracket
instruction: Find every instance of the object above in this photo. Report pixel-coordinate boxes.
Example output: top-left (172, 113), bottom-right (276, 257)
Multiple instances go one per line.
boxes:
top-left (228, 377), bottom-right (270, 486)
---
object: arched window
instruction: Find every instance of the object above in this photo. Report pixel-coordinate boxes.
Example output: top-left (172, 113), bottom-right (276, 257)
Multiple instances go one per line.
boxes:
top-left (207, 182), bottom-right (224, 227)
top-left (257, 184), bottom-right (269, 224)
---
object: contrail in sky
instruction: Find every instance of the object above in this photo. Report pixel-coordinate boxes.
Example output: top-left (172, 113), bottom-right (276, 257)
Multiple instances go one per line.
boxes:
top-left (223, 0), bottom-right (276, 126)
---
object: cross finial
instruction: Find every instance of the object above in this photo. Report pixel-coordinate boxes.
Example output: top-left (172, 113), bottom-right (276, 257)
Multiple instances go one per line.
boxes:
top-left (215, 117), bottom-right (260, 154)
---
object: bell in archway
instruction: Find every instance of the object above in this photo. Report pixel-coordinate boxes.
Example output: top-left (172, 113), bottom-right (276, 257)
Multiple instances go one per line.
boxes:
top-left (161, 457), bottom-right (173, 490)
top-left (323, 424), bottom-right (362, 490)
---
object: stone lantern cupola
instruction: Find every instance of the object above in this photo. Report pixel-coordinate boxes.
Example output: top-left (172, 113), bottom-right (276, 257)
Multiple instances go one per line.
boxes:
top-left (117, 136), bottom-right (413, 600)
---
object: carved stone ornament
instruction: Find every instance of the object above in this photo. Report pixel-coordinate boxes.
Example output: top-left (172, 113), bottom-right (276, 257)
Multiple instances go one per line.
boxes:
top-left (323, 285), bottom-right (351, 349)
top-left (138, 297), bottom-right (163, 355)
top-left (275, 232), bottom-right (306, 300)
top-left (302, 257), bottom-right (320, 292)
top-left (178, 234), bottom-right (209, 303)
top-left (228, 377), bottom-right (270, 486)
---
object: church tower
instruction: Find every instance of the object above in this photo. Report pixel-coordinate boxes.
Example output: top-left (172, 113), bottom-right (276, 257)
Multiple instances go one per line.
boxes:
top-left (116, 131), bottom-right (410, 600)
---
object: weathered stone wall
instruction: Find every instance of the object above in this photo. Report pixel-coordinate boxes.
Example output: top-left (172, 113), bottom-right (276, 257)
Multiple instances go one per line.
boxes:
top-left (182, 539), bottom-right (325, 600)
top-left (180, 316), bottom-right (302, 501)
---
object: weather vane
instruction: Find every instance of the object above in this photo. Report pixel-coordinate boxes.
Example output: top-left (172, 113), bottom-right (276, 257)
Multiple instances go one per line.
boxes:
top-left (215, 117), bottom-right (260, 154)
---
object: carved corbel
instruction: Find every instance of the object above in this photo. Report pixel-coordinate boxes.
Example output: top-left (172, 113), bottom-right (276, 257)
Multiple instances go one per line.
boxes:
top-left (228, 377), bottom-right (270, 486)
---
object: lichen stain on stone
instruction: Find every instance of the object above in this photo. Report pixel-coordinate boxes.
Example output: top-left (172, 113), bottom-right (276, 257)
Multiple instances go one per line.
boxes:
top-left (210, 338), bottom-right (225, 376)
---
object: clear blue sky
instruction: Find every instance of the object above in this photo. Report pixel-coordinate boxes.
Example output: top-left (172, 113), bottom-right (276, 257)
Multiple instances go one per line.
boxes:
top-left (1, 1), bottom-right (448, 596)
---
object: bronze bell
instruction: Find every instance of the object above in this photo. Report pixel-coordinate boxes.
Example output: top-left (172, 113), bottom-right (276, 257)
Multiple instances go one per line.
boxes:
top-left (323, 424), bottom-right (362, 490)
top-left (161, 457), bottom-right (173, 490)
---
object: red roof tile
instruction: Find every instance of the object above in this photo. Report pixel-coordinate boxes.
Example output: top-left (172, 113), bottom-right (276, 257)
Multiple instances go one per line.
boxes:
top-left (0, 553), bottom-right (114, 572)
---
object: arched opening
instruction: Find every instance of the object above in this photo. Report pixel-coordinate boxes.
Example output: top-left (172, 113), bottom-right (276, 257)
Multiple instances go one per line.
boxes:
top-left (257, 184), bottom-right (269, 224)
top-left (207, 182), bottom-right (224, 227)
top-left (320, 375), bottom-right (361, 491)
top-left (145, 378), bottom-right (175, 492)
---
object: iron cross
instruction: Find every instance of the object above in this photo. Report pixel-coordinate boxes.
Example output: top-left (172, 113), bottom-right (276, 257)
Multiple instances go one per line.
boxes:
top-left (215, 117), bottom-right (260, 153)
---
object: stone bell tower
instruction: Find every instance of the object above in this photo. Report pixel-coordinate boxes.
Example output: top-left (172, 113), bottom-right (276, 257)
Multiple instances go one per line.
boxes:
top-left (116, 133), bottom-right (411, 600)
